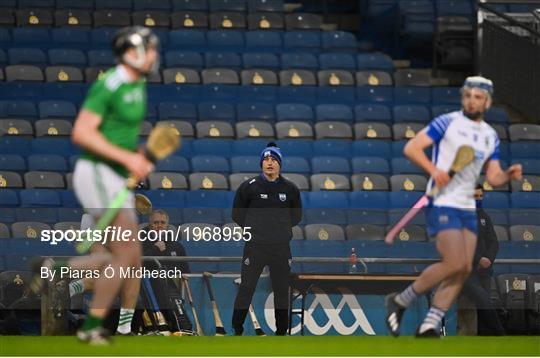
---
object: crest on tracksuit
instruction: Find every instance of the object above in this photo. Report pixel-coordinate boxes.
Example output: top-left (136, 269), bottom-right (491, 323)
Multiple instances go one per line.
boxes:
top-left (279, 193), bottom-right (287, 201)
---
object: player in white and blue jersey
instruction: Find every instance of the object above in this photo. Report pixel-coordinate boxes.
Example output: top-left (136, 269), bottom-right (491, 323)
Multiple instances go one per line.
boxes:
top-left (385, 76), bottom-right (522, 337)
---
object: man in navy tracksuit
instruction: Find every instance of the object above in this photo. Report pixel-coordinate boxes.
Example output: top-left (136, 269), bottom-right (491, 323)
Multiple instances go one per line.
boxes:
top-left (231, 142), bottom-right (302, 336)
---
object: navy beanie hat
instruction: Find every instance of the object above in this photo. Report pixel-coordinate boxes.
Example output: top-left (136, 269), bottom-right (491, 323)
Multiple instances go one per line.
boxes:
top-left (260, 142), bottom-right (283, 167)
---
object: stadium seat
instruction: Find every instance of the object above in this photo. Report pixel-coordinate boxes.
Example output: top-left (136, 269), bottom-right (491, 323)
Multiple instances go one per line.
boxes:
top-left (315, 104), bottom-right (353, 124)
top-left (351, 157), bottom-right (390, 174)
top-left (27, 155), bottom-right (68, 172)
top-left (182, 207), bottom-right (224, 224)
top-left (509, 225), bottom-right (540, 242)
top-left (198, 102), bottom-right (235, 123)
top-left (485, 107), bottom-right (510, 124)
top-left (230, 139), bottom-right (267, 156)
top-left (483, 192), bottom-right (510, 209)
top-left (354, 104), bottom-right (392, 123)
top-left (283, 31), bottom-right (321, 51)
top-left (155, 156), bottom-right (190, 173)
top-left (356, 71), bottom-right (393, 86)
top-left (319, 53), bottom-right (356, 71)
top-left (162, 68), bottom-right (201, 84)
top-left (87, 50), bottom-right (115, 67)
top-left (346, 224), bottom-right (385, 241)
top-left (201, 68), bottom-right (239, 85)
top-left (54, 9), bottom-right (92, 27)
top-left (148, 172), bottom-right (188, 190)
top-left (247, 13), bottom-right (284, 30)
top-left (0, 119), bottom-right (33, 137)
top-left (158, 102), bottom-right (198, 123)
top-left (314, 122), bottom-right (353, 140)
top-left (38, 100), bottom-right (77, 119)
top-left (356, 86), bottom-right (393, 103)
top-left (313, 139), bottom-right (352, 157)
top-left (511, 176), bottom-right (540, 192)
top-left (242, 53), bottom-right (280, 71)
top-left (494, 225), bottom-right (509, 241)
top-left (276, 103), bottom-right (313, 122)
top-left (311, 156), bottom-right (350, 174)
top-left (207, 30), bottom-right (245, 49)
top-left (394, 86), bottom-right (431, 104)
top-left (310, 174), bottom-right (350, 191)
top-left (195, 121), bottom-right (234, 139)
top-left (393, 105), bottom-right (430, 123)
top-left (5, 65), bottom-right (44, 82)
top-left (170, 11), bottom-right (208, 28)
top-left (230, 156), bottom-right (260, 173)
top-left (393, 69), bottom-right (431, 86)
top-left (281, 157), bottom-right (310, 174)
top-left (389, 191), bottom-right (424, 208)
top-left (186, 190), bottom-right (229, 208)
top-left (235, 121), bottom-right (274, 139)
top-left (350, 191), bottom-right (389, 209)
top-left (189, 172), bottom-right (228, 190)
top-left (24, 171), bottom-right (64, 189)
top-left (511, 192), bottom-right (540, 209)
top-left (205, 52), bottom-right (242, 70)
top-left (354, 123), bottom-right (392, 140)
top-left (431, 104), bottom-right (460, 117)
top-left (393, 123), bottom-right (425, 140)
top-left (20, 189), bottom-right (61, 207)
top-left (285, 13), bottom-right (322, 31)
top-left (0, 189), bottom-right (19, 207)
top-left (351, 173), bottom-right (389, 191)
top-left (229, 173), bottom-right (257, 191)
top-left (509, 142), bottom-right (540, 160)
top-left (390, 174), bottom-right (428, 192)
top-left (317, 70), bottom-right (355, 87)
top-left (518, 159), bottom-right (540, 175)
top-left (191, 139), bottom-right (232, 157)
top-left (0, 155), bottom-right (26, 172)
top-left (281, 53), bottom-right (318, 71)
top-left (165, 51), bottom-right (204, 69)
top-left (0, 171), bottom-right (23, 188)
top-left (0, 223), bottom-right (9, 238)
top-left (279, 70), bottom-right (316, 86)
top-left (282, 173), bottom-right (309, 191)
top-left (322, 31), bottom-right (358, 52)
top-left (11, 222), bottom-right (50, 239)
top-left (509, 124), bottom-right (540, 142)
top-left (16, 207), bottom-right (58, 224)
top-left (209, 12), bottom-right (246, 29)
top-left (356, 53), bottom-right (394, 71)
top-left (191, 155), bottom-right (230, 174)
top-left (93, 10), bottom-right (132, 27)
top-left (307, 191), bottom-right (349, 208)
top-left (145, 190), bottom-right (186, 208)
top-left (388, 224), bottom-right (427, 242)
top-left (352, 140), bottom-right (391, 158)
top-left (16, 9), bottom-right (54, 27)
top-left (12, 28), bottom-right (50, 44)
top-left (305, 224), bottom-right (345, 241)
top-left (45, 67), bottom-right (84, 83)
top-left (391, 157), bottom-right (424, 174)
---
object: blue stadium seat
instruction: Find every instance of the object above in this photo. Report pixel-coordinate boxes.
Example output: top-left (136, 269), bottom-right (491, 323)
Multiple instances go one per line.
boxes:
top-left (237, 85), bottom-right (278, 102)
top-left (133, 0), bottom-right (172, 10)
top-left (436, 0), bottom-right (472, 17)
top-left (431, 105), bottom-right (460, 118)
top-left (315, 104), bottom-right (353, 123)
top-left (186, 190), bottom-right (229, 208)
top-left (281, 53), bottom-right (318, 70)
top-left (57, 207), bottom-right (83, 222)
top-left (305, 208), bottom-right (348, 225)
top-left (207, 30), bottom-right (245, 49)
top-left (0, 189), bottom-right (19, 207)
top-left (158, 102), bottom-right (198, 123)
top-left (391, 157), bottom-right (423, 174)
top-left (236, 103), bottom-right (275, 122)
top-left (317, 87), bottom-right (356, 104)
top-left (393, 104), bottom-right (430, 122)
top-left (352, 141), bottom-right (392, 158)
top-left (431, 87), bottom-right (460, 104)
top-left (389, 208), bottom-right (426, 226)
top-left (48, 49), bottom-right (87, 67)
top-left (0, 49), bottom-right (7, 67)
top-left (168, 30), bottom-right (207, 48)
top-left (283, 31), bottom-right (321, 51)
top-left (182, 208), bottom-right (223, 224)
top-left (15, 208), bottom-right (58, 224)
top-left (198, 101), bottom-right (236, 123)
top-left (19, 0), bottom-right (55, 8)
top-left (60, 190), bottom-right (79, 208)
top-left (354, 104), bottom-right (392, 123)
top-left (31, 138), bottom-right (74, 156)
top-left (230, 156), bottom-right (260, 173)
top-left (248, 0), bottom-right (283, 12)
top-left (356, 52), bottom-right (394, 71)
top-left (8, 48), bottom-right (48, 66)
top-left (351, 157), bottom-right (390, 174)
top-left (485, 107), bottom-right (510, 124)
top-left (0, 137), bottom-right (31, 155)
top-left (307, 191), bottom-right (349, 208)
top-left (0, 100), bottom-right (37, 118)
top-left (95, 0), bottom-right (133, 9)
top-left (231, 139), bottom-right (267, 156)
top-left (508, 209), bottom-right (540, 226)
top-left (200, 84), bottom-right (239, 101)
top-left (389, 191), bottom-right (424, 208)
top-left (27, 155), bottom-right (68, 172)
top-left (278, 87), bottom-right (317, 102)
top-left (242, 53), bottom-right (280, 71)
top-left (518, 159), bottom-right (540, 175)
top-left (276, 139), bottom-right (313, 158)
top-left (511, 192), bottom-right (540, 209)
top-left (172, 0), bottom-right (208, 11)
top-left (164, 51), bottom-right (204, 69)
top-left (245, 31), bottom-right (282, 52)
top-left (319, 53), bottom-right (356, 71)
top-left (311, 156), bottom-right (350, 174)
top-left (483, 192), bottom-right (510, 209)
top-left (313, 140), bottom-right (352, 158)
top-left (510, 142), bottom-right (540, 160)
top-left (356, 87), bottom-right (393, 103)
top-left (191, 155), bottom-right (230, 173)
top-left (322, 31), bottom-right (357, 52)
top-left (87, 50), bottom-right (115, 67)
top-left (209, 0), bottom-right (246, 11)
top-left (0, 154), bottom-right (26, 172)
top-left (56, 0), bottom-right (94, 9)
top-left (145, 190), bottom-right (186, 208)
top-left (155, 156), bottom-right (191, 173)
top-left (349, 191), bottom-right (389, 209)
top-left (20, 189), bottom-right (61, 207)
top-left (38, 100), bottom-right (77, 119)
top-left (91, 28), bottom-right (117, 45)
top-left (276, 103), bottom-right (314, 122)
top-left (205, 52), bottom-right (242, 70)
top-left (281, 156), bottom-right (310, 174)
top-left (394, 87), bottom-right (431, 104)
top-left (12, 28), bottom-right (50, 44)
top-left (51, 28), bottom-right (90, 46)
top-left (191, 139), bottom-right (232, 157)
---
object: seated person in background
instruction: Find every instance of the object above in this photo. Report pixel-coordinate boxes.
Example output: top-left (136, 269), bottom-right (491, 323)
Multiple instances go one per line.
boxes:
top-left (140, 209), bottom-right (190, 274)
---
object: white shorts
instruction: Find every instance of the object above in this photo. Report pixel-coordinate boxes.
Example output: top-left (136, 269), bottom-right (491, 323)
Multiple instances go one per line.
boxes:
top-left (73, 159), bottom-right (135, 218)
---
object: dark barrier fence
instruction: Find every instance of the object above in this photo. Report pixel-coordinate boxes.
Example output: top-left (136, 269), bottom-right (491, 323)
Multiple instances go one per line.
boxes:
top-left (478, 3), bottom-right (540, 123)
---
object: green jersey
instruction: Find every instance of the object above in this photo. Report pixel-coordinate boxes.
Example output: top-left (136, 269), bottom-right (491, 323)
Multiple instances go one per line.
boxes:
top-left (81, 66), bottom-right (146, 177)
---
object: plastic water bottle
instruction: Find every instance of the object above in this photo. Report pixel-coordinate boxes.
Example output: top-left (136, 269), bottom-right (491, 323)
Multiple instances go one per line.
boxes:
top-left (349, 247), bottom-right (357, 273)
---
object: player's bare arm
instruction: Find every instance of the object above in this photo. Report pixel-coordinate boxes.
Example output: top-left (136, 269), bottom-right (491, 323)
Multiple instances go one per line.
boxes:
top-left (72, 109), bottom-right (153, 180)
top-left (404, 131), bottom-right (450, 189)
top-left (484, 159), bottom-right (522, 187)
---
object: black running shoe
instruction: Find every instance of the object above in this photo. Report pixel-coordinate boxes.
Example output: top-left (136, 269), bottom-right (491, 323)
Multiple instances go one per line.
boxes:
top-left (415, 327), bottom-right (441, 338)
top-left (385, 292), bottom-right (405, 337)
top-left (77, 327), bottom-right (112, 345)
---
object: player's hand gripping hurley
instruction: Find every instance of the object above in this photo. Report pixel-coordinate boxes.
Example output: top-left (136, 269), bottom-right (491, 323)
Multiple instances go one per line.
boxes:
top-left (76, 125), bottom-right (180, 254)
top-left (384, 145), bottom-right (475, 245)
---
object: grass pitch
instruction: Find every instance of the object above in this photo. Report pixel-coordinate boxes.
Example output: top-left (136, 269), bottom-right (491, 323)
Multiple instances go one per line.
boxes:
top-left (0, 336), bottom-right (539, 356)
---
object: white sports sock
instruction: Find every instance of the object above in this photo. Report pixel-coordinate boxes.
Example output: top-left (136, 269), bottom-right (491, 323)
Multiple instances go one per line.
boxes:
top-left (419, 306), bottom-right (446, 333)
top-left (395, 285), bottom-right (418, 308)
top-left (68, 280), bottom-right (85, 298)
top-left (116, 308), bottom-right (135, 334)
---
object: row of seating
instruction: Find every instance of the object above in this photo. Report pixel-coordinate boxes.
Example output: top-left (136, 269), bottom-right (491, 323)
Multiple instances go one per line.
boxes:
top-left (2, 187), bottom-right (540, 209)
top-left (2, 10), bottom-right (336, 31)
top-left (3, 117), bottom-right (534, 144)
top-left (2, 0), bottom-right (285, 12)
top-left (1, 48), bottom-right (398, 70)
top-left (2, 168), bottom-right (539, 194)
top-left (2, 218), bottom-right (540, 242)
top-left (0, 28), bottom-right (360, 52)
